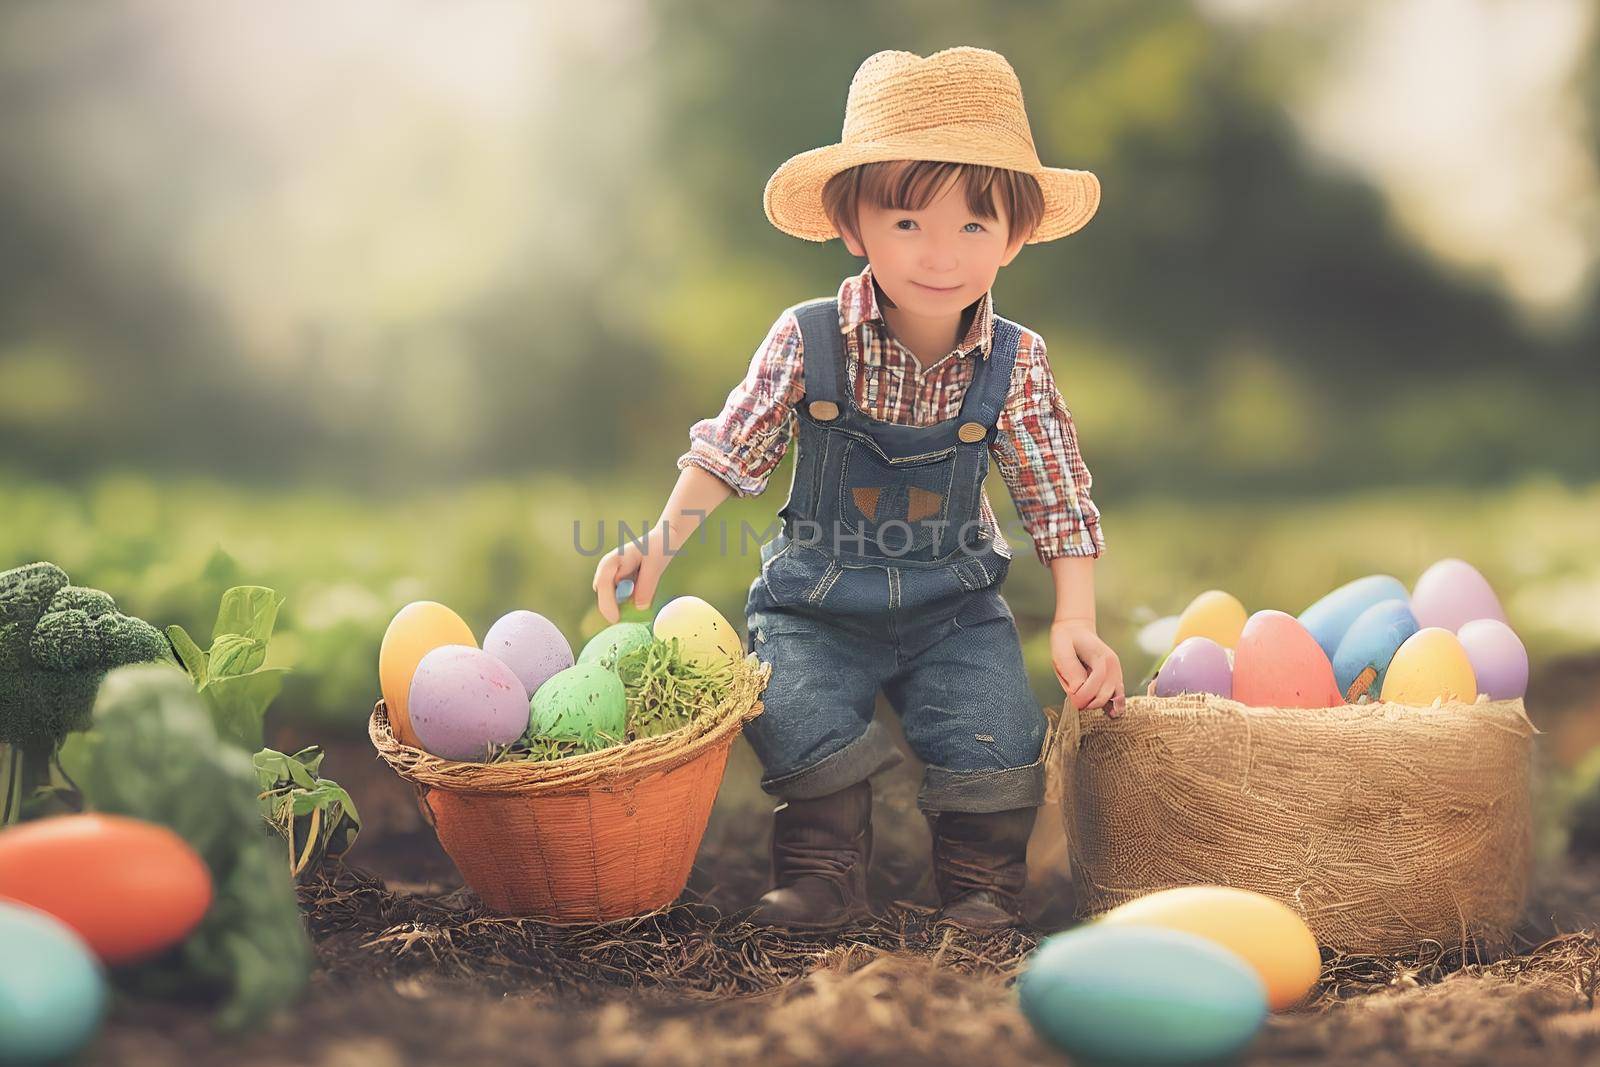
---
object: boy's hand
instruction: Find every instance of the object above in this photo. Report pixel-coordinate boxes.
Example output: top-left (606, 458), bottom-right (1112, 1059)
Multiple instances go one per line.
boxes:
top-left (592, 523), bottom-right (674, 625)
top-left (1052, 619), bottom-right (1125, 718)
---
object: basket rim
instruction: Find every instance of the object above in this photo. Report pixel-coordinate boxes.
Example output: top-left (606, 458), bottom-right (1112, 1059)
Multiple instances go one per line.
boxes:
top-left (369, 652), bottom-right (771, 796)
top-left (1118, 691), bottom-right (1529, 718)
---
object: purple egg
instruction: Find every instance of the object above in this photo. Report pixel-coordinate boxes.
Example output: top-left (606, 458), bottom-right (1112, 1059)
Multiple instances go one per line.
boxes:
top-left (483, 610), bottom-right (574, 697)
top-left (1457, 618), bottom-right (1528, 700)
top-left (1155, 636), bottom-right (1234, 699)
top-left (1411, 558), bottom-right (1507, 632)
top-left (408, 645), bottom-right (530, 761)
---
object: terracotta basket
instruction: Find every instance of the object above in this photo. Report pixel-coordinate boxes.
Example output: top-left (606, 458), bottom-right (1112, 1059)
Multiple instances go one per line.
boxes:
top-left (369, 653), bottom-right (770, 921)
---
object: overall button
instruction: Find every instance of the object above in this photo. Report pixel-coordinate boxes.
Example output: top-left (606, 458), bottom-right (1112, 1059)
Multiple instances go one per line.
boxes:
top-left (808, 400), bottom-right (840, 421)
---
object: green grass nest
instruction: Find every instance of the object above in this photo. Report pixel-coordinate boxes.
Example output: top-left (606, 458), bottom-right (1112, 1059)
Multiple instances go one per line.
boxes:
top-left (487, 637), bottom-right (740, 764)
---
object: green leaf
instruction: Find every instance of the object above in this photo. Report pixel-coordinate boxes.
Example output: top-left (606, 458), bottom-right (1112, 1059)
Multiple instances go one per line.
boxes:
top-left (287, 745), bottom-right (325, 775)
top-left (251, 748), bottom-right (317, 792)
top-left (208, 633), bottom-right (264, 679)
top-left (165, 624), bottom-right (209, 688)
top-left (211, 587), bottom-right (284, 658)
top-left (202, 669), bottom-right (286, 751)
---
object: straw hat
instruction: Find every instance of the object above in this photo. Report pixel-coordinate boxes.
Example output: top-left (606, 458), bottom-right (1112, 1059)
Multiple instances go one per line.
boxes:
top-left (764, 46), bottom-right (1101, 244)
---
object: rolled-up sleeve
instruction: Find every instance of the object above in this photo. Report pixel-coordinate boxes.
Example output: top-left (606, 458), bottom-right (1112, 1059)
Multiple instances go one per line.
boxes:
top-left (676, 308), bottom-right (805, 498)
top-left (991, 331), bottom-right (1106, 564)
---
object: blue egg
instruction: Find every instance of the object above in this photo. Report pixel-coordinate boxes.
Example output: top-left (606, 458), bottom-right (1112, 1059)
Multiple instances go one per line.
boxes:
top-left (0, 900), bottom-right (107, 1066)
top-left (1018, 924), bottom-right (1268, 1066)
top-left (1332, 598), bottom-right (1419, 701)
top-left (1298, 575), bottom-right (1410, 662)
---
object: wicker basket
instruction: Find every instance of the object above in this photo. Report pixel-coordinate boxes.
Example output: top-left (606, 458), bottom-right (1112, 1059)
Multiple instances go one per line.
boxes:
top-left (370, 653), bottom-right (771, 921)
top-left (1055, 693), bottom-right (1538, 955)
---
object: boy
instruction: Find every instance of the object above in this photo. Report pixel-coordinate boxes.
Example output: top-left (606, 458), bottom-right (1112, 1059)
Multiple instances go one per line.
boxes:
top-left (593, 47), bottom-right (1124, 931)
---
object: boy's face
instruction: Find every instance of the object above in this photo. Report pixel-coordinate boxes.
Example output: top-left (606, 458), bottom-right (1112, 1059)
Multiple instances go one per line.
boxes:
top-left (839, 170), bottom-right (1025, 318)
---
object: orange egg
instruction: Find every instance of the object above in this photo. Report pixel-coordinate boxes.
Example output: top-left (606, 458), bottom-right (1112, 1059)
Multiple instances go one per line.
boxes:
top-left (379, 601), bottom-right (476, 748)
top-left (0, 813), bottom-right (213, 965)
top-left (1233, 610), bottom-right (1341, 708)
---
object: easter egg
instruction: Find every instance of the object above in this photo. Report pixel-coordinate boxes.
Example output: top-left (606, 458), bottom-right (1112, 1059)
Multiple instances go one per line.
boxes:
top-left (1233, 610), bottom-right (1341, 708)
top-left (1154, 637), bottom-right (1233, 699)
top-left (1380, 627), bottom-right (1478, 706)
top-left (1173, 590), bottom-right (1248, 650)
top-left (578, 622), bottom-right (655, 669)
top-left (530, 662), bottom-right (628, 749)
top-left (1332, 598), bottom-right (1420, 702)
top-left (0, 900), bottom-right (107, 1065)
top-left (1457, 619), bottom-right (1528, 700)
top-left (1298, 574), bottom-right (1410, 661)
top-left (1018, 924), bottom-right (1268, 1066)
top-left (483, 610), bottom-right (574, 697)
top-left (380, 601), bottom-right (476, 748)
top-left (0, 814), bottom-right (213, 966)
top-left (407, 645), bottom-right (530, 761)
top-left (1411, 558), bottom-right (1507, 632)
top-left (1096, 886), bottom-right (1321, 1011)
top-left (653, 596), bottom-right (741, 668)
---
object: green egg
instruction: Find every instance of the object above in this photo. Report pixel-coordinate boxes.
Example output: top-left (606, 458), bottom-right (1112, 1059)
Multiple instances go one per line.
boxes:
top-left (529, 662), bottom-right (627, 749)
top-left (578, 622), bottom-right (654, 669)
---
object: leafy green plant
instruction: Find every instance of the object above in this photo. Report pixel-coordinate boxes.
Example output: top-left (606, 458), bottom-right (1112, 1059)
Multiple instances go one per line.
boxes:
top-left (57, 663), bottom-right (313, 1031)
top-left (167, 586), bottom-right (288, 750)
top-left (253, 745), bottom-right (361, 881)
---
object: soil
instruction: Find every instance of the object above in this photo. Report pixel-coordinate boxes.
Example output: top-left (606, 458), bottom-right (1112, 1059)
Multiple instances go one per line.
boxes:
top-left (83, 655), bottom-right (1600, 1066)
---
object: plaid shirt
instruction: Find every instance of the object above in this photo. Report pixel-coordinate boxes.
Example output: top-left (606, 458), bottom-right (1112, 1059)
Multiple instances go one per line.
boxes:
top-left (677, 263), bottom-right (1105, 564)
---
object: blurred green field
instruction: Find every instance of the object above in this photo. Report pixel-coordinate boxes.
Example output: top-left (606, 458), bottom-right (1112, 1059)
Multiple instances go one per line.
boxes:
top-left (3, 465), bottom-right (1595, 738)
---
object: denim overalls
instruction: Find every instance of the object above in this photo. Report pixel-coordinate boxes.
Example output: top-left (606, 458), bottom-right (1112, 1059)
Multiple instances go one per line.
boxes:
top-left (743, 296), bottom-right (1048, 814)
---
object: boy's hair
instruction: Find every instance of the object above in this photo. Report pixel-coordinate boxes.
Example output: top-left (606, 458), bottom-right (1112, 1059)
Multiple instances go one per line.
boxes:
top-left (821, 160), bottom-right (1045, 300)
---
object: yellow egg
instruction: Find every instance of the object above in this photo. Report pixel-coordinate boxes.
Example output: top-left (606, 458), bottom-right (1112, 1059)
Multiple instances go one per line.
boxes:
top-left (1379, 627), bottom-right (1478, 706)
top-left (1096, 886), bottom-right (1321, 1011)
top-left (652, 596), bottom-right (741, 668)
top-left (379, 601), bottom-right (476, 747)
top-left (1173, 590), bottom-right (1249, 650)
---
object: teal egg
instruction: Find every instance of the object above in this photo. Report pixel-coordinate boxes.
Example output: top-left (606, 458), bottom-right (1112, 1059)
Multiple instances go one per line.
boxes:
top-left (1298, 575), bottom-right (1410, 661)
top-left (1018, 924), bottom-right (1268, 1067)
top-left (577, 622), bottom-right (654, 669)
top-left (1333, 598), bottom-right (1420, 701)
top-left (0, 900), bottom-right (107, 1066)
top-left (529, 662), bottom-right (627, 749)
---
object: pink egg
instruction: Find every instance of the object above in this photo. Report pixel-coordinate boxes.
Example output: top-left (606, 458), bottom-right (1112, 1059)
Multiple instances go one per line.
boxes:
top-left (408, 645), bottom-right (530, 761)
top-left (1155, 637), bottom-right (1233, 699)
top-left (1457, 618), bottom-right (1528, 700)
top-left (1233, 610), bottom-right (1341, 708)
top-left (483, 610), bottom-right (574, 697)
top-left (1411, 558), bottom-right (1507, 632)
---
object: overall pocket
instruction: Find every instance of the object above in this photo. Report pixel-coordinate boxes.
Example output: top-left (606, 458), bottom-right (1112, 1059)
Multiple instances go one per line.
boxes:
top-left (835, 437), bottom-right (957, 558)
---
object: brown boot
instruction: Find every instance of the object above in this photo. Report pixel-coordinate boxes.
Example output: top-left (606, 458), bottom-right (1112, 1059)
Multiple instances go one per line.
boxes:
top-left (748, 779), bottom-right (872, 932)
top-left (928, 806), bottom-right (1037, 930)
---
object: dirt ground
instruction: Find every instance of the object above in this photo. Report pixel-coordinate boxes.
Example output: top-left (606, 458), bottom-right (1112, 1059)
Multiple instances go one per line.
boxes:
top-left (85, 655), bottom-right (1600, 1067)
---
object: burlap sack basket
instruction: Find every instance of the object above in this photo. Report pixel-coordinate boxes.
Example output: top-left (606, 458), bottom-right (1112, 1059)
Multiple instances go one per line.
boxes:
top-left (1055, 693), bottom-right (1539, 956)
top-left (369, 653), bottom-right (771, 921)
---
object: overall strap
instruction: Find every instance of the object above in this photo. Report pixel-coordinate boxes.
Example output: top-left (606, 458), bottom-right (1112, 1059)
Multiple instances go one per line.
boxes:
top-left (793, 297), bottom-right (847, 422)
top-left (954, 316), bottom-right (1021, 443)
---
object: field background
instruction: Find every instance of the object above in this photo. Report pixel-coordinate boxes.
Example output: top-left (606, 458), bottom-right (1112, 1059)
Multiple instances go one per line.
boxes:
top-left (3, 1), bottom-right (1600, 1061)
